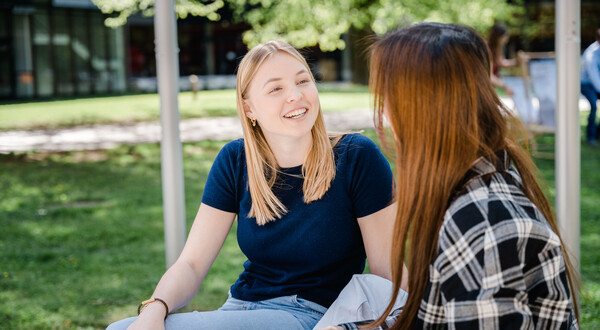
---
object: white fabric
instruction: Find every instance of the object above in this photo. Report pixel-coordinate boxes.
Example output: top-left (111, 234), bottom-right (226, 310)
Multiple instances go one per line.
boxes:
top-left (313, 274), bottom-right (408, 329)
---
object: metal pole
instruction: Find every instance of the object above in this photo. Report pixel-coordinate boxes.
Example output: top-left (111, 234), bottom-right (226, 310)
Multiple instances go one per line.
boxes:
top-left (555, 0), bottom-right (580, 273)
top-left (154, 0), bottom-right (187, 268)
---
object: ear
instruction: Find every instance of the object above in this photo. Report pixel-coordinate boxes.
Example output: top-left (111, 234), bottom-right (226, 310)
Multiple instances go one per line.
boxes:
top-left (243, 100), bottom-right (254, 120)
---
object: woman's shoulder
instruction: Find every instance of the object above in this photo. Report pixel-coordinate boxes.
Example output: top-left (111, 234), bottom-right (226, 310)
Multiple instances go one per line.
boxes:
top-left (214, 138), bottom-right (245, 165)
top-left (219, 138), bottom-right (245, 155)
top-left (333, 133), bottom-right (391, 180)
top-left (441, 168), bottom-right (555, 247)
top-left (334, 133), bottom-right (381, 153)
top-left (222, 138), bottom-right (244, 150)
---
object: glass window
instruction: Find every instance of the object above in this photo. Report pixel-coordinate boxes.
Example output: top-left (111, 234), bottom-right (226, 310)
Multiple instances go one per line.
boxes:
top-left (72, 12), bottom-right (91, 94)
top-left (178, 22), bottom-right (206, 76)
top-left (53, 9), bottom-right (74, 95)
top-left (13, 14), bottom-right (35, 98)
top-left (0, 10), bottom-right (7, 38)
top-left (0, 60), bottom-right (10, 98)
top-left (107, 25), bottom-right (126, 92)
top-left (128, 25), bottom-right (155, 77)
top-left (90, 14), bottom-right (108, 93)
top-left (33, 8), bottom-right (53, 97)
top-left (211, 23), bottom-right (245, 75)
top-left (0, 10), bottom-right (11, 98)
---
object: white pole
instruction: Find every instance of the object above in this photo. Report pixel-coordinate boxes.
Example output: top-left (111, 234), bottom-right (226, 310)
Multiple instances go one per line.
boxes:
top-left (555, 0), bottom-right (580, 273)
top-left (154, 0), bottom-right (187, 268)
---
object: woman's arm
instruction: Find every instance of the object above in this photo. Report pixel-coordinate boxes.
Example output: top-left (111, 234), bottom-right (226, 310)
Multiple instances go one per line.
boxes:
top-left (497, 56), bottom-right (518, 68)
top-left (357, 202), bottom-right (408, 291)
top-left (128, 203), bottom-right (236, 329)
top-left (494, 47), bottom-right (523, 69)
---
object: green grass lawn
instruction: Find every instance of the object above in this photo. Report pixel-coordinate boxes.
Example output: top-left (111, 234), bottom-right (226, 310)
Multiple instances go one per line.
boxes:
top-left (0, 131), bottom-right (600, 329)
top-left (0, 131), bottom-right (598, 328)
top-left (0, 86), bottom-right (370, 131)
top-left (0, 140), bottom-right (240, 328)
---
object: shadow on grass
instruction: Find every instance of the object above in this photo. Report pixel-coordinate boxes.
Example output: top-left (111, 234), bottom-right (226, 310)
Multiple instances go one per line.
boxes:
top-left (0, 141), bottom-right (244, 328)
top-left (1, 130), bottom-right (599, 328)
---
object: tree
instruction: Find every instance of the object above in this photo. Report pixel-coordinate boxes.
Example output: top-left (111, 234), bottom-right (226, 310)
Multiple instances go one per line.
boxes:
top-left (92, 0), bottom-right (225, 26)
top-left (92, 0), bottom-right (523, 51)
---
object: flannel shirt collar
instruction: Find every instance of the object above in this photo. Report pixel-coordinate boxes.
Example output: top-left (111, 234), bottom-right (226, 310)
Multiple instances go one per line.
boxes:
top-left (448, 150), bottom-right (511, 207)
top-left (469, 149), bottom-right (510, 177)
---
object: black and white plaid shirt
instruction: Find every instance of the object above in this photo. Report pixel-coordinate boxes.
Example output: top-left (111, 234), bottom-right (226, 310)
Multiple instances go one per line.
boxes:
top-left (340, 151), bottom-right (577, 329)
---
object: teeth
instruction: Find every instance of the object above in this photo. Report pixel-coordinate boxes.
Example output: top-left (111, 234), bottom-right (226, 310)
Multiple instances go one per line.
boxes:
top-left (284, 108), bottom-right (307, 118)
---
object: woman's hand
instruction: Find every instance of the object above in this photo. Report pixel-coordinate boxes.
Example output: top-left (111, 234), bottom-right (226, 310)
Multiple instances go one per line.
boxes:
top-left (127, 303), bottom-right (166, 330)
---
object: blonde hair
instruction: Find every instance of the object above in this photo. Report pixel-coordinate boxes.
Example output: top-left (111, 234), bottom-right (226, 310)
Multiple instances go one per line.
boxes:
top-left (236, 40), bottom-right (338, 225)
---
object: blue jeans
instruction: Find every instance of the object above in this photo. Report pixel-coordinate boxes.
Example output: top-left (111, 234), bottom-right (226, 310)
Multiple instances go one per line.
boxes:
top-left (581, 83), bottom-right (600, 142)
top-left (106, 294), bottom-right (327, 330)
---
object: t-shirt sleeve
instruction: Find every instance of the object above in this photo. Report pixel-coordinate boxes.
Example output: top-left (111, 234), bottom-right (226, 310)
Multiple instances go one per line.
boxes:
top-left (200, 140), bottom-right (241, 214)
top-left (345, 134), bottom-right (395, 218)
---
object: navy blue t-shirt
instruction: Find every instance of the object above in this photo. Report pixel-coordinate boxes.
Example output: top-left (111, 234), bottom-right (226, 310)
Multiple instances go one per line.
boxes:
top-left (201, 133), bottom-right (394, 308)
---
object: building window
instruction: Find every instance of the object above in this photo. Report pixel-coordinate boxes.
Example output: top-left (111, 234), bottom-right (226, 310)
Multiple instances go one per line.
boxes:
top-left (0, 9), bottom-right (12, 98)
top-left (90, 14), bottom-right (108, 93)
top-left (14, 13), bottom-right (35, 98)
top-left (53, 8), bottom-right (75, 95)
top-left (72, 11), bottom-right (91, 94)
top-left (33, 8), bottom-right (54, 97)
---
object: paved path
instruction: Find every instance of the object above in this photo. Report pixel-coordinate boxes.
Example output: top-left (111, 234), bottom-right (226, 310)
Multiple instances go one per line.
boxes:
top-left (0, 95), bottom-right (590, 153)
top-left (0, 110), bottom-right (375, 153)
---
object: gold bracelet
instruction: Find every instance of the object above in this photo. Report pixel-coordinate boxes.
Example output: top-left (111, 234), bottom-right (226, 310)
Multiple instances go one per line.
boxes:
top-left (137, 297), bottom-right (169, 320)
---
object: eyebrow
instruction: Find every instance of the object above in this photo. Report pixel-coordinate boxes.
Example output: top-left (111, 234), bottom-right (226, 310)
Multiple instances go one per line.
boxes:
top-left (262, 69), bottom-right (308, 88)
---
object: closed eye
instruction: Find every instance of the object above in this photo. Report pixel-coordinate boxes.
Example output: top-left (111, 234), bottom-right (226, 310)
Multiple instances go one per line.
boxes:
top-left (297, 79), bottom-right (310, 85)
top-left (269, 86), bottom-right (282, 93)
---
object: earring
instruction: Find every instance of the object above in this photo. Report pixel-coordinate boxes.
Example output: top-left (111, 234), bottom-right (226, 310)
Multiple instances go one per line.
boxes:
top-left (251, 118), bottom-right (256, 127)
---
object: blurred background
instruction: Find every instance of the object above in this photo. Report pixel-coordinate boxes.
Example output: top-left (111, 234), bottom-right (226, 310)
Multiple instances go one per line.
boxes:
top-left (1, 0), bottom-right (600, 100)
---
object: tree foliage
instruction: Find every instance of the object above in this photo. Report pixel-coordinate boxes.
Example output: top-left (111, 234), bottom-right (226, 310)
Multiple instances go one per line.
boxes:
top-left (91, 0), bottom-right (225, 27)
top-left (91, 0), bottom-right (523, 51)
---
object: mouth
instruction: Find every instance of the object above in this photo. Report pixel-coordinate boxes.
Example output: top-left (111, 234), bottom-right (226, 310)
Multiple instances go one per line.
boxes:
top-left (283, 108), bottom-right (308, 119)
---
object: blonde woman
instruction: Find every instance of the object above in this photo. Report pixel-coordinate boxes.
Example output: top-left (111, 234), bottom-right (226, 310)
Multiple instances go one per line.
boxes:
top-left (106, 40), bottom-right (398, 330)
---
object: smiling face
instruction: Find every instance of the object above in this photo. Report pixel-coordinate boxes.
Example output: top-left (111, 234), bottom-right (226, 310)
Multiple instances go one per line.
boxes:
top-left (242, 52), bottom-right (320, 143)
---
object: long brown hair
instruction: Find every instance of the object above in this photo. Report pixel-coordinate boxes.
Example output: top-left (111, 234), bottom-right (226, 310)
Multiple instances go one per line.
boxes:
top-left (369, 23), bottom-right (579, 328)
top-left (236, 40), bottom-right (338, 225)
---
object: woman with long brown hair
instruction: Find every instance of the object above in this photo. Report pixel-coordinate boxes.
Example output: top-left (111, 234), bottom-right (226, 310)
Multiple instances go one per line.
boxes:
top-left (322, 22), bottom-right (578, 329)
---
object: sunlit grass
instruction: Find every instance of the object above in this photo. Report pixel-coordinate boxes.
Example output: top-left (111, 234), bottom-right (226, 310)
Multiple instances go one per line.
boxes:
top-left (1, 127), bottom-right (598, 328)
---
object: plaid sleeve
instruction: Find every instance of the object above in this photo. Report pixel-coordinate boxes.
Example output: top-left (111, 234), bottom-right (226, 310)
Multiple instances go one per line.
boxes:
top-left (419, 172), bottom-right (576, 329)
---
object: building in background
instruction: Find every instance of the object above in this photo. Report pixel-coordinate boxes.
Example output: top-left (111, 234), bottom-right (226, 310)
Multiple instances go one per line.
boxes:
top-left (0, 0), bottom-right (348, 101)
top-left (0, 0), bottom-right (126, 100)
top-left (2, 0), bottom-right (599, 101)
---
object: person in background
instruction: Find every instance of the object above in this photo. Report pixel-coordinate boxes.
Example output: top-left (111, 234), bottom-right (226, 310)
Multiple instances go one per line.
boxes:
top-left (321, 22), bottom-right (579, 330)
top-left (106, 40), bottom-right (401, 330)
top-left (487, 23), bottom-right (527, 96)
top-left (581, 28), bottom-right (600, 146)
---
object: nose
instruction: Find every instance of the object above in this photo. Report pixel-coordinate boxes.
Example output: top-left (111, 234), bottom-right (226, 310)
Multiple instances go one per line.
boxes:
top-left (286, 87), bottom-right (303, 103)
